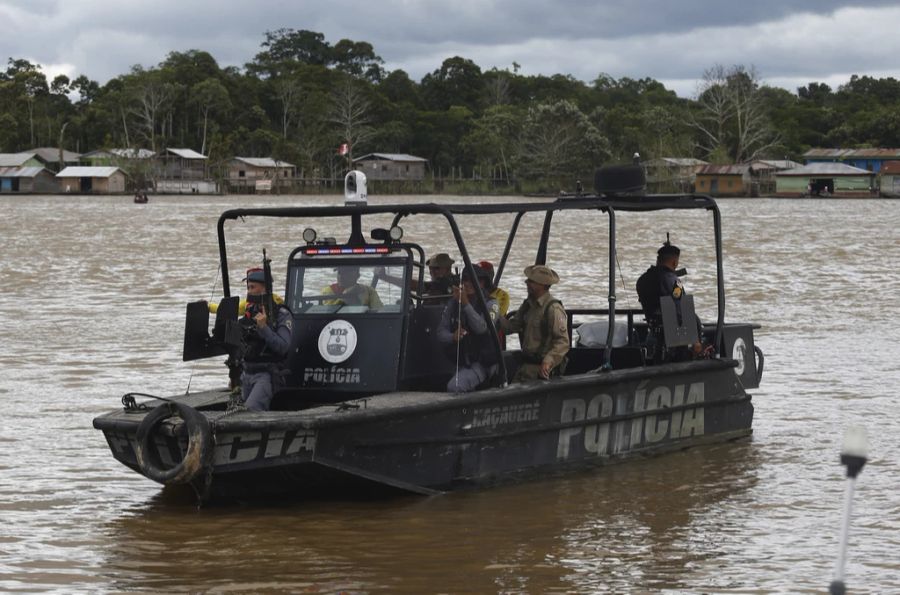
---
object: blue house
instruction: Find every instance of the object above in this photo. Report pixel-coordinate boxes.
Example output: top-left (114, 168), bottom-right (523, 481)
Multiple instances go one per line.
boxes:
top-left (803, 148), bottom-right (900, 173)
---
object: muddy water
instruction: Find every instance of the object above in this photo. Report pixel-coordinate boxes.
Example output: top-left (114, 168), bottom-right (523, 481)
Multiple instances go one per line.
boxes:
top-left (0, 194), bottom-right (898, 593)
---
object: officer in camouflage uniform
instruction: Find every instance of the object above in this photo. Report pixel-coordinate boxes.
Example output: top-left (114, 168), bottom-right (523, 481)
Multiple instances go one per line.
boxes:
top-left (239, 269), bottom-right (293, 411)
top-left (502, 265), bottom-right (569, 382)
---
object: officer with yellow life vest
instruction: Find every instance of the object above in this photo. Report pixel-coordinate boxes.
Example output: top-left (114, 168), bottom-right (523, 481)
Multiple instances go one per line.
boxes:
top-left (322, 266), bottom-right (382, 307)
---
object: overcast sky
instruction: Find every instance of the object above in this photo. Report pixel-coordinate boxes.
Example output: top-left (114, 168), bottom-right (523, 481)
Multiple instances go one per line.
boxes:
top-left (2, 0), bottom-right (899, 97)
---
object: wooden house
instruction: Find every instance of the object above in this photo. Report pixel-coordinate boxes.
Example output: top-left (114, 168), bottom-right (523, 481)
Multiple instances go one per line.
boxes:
top-left (877, 161), bottom-right (900, 197)
top-left (57, 166), bottom-right (127, 194)
top-left (694, 164), bottom-right (751, 196)
top-left (643, 158), bottom-right (707, 193)
top-left (227, 157), bottom-right (296, 193)
top-left (156, 148), bottom-right (217, 193)
top-left (352, 153), bottom-right (427, 181)
top-left (0, 166), bottom-right (57, 193)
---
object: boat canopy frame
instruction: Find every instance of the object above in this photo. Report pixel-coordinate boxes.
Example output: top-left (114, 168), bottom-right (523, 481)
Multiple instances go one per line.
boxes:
top-left (215, 193), bottom-right (726, 379)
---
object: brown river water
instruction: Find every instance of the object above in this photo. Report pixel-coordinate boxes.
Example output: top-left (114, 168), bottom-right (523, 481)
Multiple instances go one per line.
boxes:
top-left (0, 194), bottom-right (898, 593)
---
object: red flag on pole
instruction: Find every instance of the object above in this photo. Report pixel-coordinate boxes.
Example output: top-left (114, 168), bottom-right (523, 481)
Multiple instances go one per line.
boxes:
top-left (338, 143), bottom-right (349, 156)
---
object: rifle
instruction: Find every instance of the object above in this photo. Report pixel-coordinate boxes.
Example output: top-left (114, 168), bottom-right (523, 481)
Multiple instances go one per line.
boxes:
top-left (262, 249), bottom-right (275, 328)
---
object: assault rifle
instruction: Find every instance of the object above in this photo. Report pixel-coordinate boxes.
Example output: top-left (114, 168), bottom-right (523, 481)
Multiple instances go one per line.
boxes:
top-left (262, 249), bottom-right (275, 328)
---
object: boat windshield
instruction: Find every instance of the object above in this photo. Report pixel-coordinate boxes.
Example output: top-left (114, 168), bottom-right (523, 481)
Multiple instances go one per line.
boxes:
top-left (288, 259), bottom-right (407, 314)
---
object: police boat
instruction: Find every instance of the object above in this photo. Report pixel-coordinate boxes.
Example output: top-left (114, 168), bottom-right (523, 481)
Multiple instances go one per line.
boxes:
top-left (93, 167), bottom-right (764, 502)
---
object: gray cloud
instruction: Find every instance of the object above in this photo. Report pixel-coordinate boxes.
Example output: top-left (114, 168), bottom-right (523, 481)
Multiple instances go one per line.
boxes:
top-left (1, 0), bottom-right (898, 96)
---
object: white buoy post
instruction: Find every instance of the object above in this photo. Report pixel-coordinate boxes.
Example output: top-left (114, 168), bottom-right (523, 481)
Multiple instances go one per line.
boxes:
top-left (829, 425), bottom-right (868, 595)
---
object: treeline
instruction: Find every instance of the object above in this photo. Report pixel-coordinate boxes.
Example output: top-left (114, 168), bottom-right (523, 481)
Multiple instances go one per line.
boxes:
top-left (3, 28), bottom-right (900, 190)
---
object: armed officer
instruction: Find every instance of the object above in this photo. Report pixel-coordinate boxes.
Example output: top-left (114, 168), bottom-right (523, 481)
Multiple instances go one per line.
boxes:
top-left (636, 242), bottom-right (703, 362)
top-left (239, 268), bottom-right (293, 411)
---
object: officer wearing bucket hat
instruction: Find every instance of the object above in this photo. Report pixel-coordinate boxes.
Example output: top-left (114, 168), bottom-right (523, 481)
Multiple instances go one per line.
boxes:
top-left (501, 264), bottom-right (569, 381)
top-left (374, 252), bottom-right (456, 297)
top-left (423, 252), bottom-right (455, 296)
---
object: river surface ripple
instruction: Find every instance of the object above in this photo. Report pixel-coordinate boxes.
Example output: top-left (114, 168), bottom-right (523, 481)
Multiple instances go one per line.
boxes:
top-left (0, 194), bottom-right (898, 594)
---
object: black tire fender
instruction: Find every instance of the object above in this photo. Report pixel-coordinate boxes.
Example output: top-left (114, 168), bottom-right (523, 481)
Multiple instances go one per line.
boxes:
top-left (135, 402), bottom-right (212, 485)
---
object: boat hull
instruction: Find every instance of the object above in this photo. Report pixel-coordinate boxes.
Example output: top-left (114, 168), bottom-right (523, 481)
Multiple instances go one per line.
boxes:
top-left (94, 359), bottom-right (752, 501)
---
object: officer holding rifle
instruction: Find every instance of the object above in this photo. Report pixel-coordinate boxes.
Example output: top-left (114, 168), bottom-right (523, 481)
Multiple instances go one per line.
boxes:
top-left (237, 260), bottom-right (293, 412)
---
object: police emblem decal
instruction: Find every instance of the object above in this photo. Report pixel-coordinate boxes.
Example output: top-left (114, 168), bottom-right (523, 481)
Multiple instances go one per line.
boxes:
top-left (318, 320), bottom-right (358, 364)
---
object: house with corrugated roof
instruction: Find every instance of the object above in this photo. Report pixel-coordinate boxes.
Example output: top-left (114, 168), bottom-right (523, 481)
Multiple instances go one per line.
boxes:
top-left (57, 166), bottom-right (127, 194)
top-left (26, 147), bottom-right (82, 172)
top-left (0, 165), bottom-right (56, 193)
top-left (156, 148), bottom-right (217, 193)
top-left (0, 153), bottom-right (56, 192)
top-left (82, 148), bottom-right (157, 165)
top-left (747, 159), bottom-right (802, 195)
top-left (229, 157), bottom-right (296, 180)
top-left (0, 152), bottom-right (43, 168)
top-left (775, 162), bottom-right (875, 197)
top-left (803, 148), bottom-right (900, 173)
top-left (876, 161), bottom-right (900, 197)
top-left (643, 158), bottom-right (707, 193)
top-left (352, 153), bottom-right (427, 181)
top-left (695, 164), bottom-right (751, 196)
top-left (227, 157), bottom-right (296, 193)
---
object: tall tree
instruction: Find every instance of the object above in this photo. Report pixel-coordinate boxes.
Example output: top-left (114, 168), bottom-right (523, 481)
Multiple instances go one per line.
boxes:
top-left (190, 78), bottom-right (231, 155)
top-left (690, 64), bottom-right (777, 162)
top-left (421, 56), bottom-right (483, 112)
top-left (460, 104), bottom-right (522, 183)
top-left (5, 59), bottom-right (48, 147)
top-left (124, 67), bottom-right (179, 152)
top-left (518, 100), bottom-right (609, 181)
top-left (329, 78), bottom-right (374, 166)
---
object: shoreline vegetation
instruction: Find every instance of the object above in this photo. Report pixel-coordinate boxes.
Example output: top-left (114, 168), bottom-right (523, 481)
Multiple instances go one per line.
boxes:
top-left (3, 29), bottom-right (899, 194)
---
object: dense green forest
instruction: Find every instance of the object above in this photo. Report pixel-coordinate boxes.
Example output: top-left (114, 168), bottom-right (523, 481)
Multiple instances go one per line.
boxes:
top-left (2, 29), bottom-right (899, 189)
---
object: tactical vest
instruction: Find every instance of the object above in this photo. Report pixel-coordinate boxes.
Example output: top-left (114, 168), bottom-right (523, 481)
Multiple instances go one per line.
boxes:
top-left (243, 304), bottom-right (289, 364)
top-left (516, 297), bottom-right (563, 363)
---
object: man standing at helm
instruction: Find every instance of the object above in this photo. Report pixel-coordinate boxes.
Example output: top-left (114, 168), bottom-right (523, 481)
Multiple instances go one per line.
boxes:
top-left (502, 265), bottom-right (569, 382)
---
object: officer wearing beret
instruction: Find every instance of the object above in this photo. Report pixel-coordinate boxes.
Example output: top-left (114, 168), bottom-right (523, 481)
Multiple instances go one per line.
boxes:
top-left (502, 265), bottom-right (569, 381)
top-left (239, 268), bottom-right (293, 411)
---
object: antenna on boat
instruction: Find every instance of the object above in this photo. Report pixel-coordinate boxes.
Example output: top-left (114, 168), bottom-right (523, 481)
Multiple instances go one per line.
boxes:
top-left (344, 170), bottom-right (368, 206)
top-left (829, 425), bottom-right (868, 595)
top-left (454, 266), bottom-right (463, 392)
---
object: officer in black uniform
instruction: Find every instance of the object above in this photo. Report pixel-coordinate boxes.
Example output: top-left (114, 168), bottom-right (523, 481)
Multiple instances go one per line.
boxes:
top-left (636, 242), bottom-right (700, 362)
top-left (636, 243), bottom-right (683, 323)
top-left (239, 269), bottom-right (293, 411)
